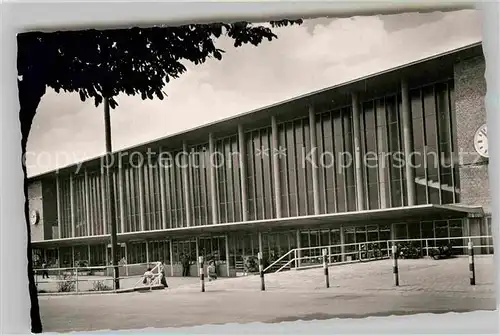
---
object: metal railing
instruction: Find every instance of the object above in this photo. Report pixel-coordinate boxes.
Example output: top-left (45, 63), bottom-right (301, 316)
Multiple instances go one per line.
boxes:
top-left (34, 261), bottom-right (163, 294)
top-left (264, 235), bottom-right (494, 274)
top-left (132, 261), bottom-right (162, 289)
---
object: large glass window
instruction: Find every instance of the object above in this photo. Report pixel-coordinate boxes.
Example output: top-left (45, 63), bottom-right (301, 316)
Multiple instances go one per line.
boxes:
top-left (59, 247), bottom-right (72, 268)
top-left (148, 240), bottom-right (170, 264)
top-left (344, 112), bottom-right (357, 212)
top-left (216, 135), bottom-right (243, 224)
top-left (89, 244), bottom-right (106, 266)
top-left (386, 96), bottom-right (405, 208)
top-left (449, 219), bottom-right (464, 254)
top-left (127, 241), bottom-right (147, 264)
top-left (343, 227), bottom-right (356, 258)
top-left (362, 101), bottom-right (380, 210)
top-left (434, 220), bottom-right (449, 246)
top-left (73, 245), bottom-right (89, 266)
top-left (394, 223), bottom-right (408, 240)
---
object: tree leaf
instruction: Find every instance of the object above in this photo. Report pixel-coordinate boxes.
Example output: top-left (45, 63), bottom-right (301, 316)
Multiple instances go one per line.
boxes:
top-left (17, 19), bottom-right (303, 109)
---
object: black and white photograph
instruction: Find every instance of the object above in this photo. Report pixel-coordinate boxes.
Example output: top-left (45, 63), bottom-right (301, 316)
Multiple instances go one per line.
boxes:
top-left (14, 6), bottom-right (496, 334)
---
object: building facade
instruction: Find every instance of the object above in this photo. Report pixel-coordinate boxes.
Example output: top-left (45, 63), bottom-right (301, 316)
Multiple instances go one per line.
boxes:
top-left (28, 42), bottom-right (492, 277)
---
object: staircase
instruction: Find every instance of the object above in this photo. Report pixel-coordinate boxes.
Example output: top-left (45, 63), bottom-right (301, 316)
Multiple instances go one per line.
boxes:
top-left (235, 256), bottom-right (293, 274)
top-left (264, 259), bottom-right (293, 273)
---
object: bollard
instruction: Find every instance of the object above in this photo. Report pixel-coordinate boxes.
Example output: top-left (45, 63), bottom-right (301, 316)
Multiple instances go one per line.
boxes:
top-left (75, 266), bottom-right (79, 294)
top-left (322, 248), bottom-right (330, 288)
top-left (468, 241), bottom-right (476, 286)
top-left (198, 256), bottom-right (205, 292)
top-left (294, 249), bottom-right (298, 268)
top-left (392, 244), bottom-right (399, 286)
top-left (258, 252), bottom-right (265, 291)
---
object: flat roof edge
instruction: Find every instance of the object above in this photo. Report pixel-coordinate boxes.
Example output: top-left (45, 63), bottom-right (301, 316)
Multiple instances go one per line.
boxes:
top-left (28, 41), bottom-right (483, 181)
top-left (32, 204), bottom-right (478, 246)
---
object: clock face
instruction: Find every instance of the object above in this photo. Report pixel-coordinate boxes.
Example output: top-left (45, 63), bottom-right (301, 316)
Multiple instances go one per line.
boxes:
top-left (29, 210), bottom-right (39, 225)
top-left (473, 124), bottom-right (488, 158)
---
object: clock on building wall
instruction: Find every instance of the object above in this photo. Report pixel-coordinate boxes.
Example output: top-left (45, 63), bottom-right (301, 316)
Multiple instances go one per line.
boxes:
top-left (473, 123), bottom-right (488, 158)
top-left (29, 210), bottom-right (40, 225)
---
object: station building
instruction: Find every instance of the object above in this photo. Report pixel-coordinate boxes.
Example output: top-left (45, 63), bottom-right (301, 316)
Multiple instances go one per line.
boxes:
top-left (28, 42), bottom-right (492, 277)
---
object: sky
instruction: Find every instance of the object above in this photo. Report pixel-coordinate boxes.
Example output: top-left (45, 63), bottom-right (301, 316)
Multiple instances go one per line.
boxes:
top-left (26, 9), bottom-right (482, 177)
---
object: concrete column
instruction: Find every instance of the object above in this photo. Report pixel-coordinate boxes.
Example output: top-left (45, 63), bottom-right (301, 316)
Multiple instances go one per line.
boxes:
top-left (328, 230), bottom-right (332, 264)
top-left (340, 226), bottom-right (346, 262)
top-left (351, 93), bottom-right (365, 211)
top-left (56, 174), bottom-right (62, 239)
top-left (390, 223), bottom-right (396, 240)
top-left (468, 217), bottom-right (484, 255)
top-left (105, 246), bottom-right (109, 266)
top-left (71, 246), bottom-right (75, 268)
top-left (296, 230), bottom-right (301, 267)
top-left (469, 218), bottom-right (482, 237)
top-left (88, 244), bottom-right (91, 265)
top-left (182, 142), bottom-right (192, 227)
top-left (146, 241), bottom-right (150, 265)
top-left (225, 234), bottom-right (230, 277)
top-left (124, 243), bottom-right (129, 276)
top-left (56, 247), bottom-right (60, 267)
top-left (100, 170), bottom-right (108, 235)
top-left (401, 79), bottom-right (416, 206)
top-left (195, 237), bottom-right (200, 275)
top-left (69, 173), bottom-right (76, 238)
top-left (271, 116), bottom-right (282, 218)
top-left (309, 106), bottom-right (321, 215)
top-left (208, 133), bottom-right (219, 224)
top-left (118, 165), bottom-right (125, 234)
top-left (238, 125), bottom-right (249, 221)
top-left (463, 217), bottom-right (471, 236)
top-left (138, 166), bottom-right (146, 231)
top-left (258, 232), bottom-right (263, 259)
top-left (158, 148), bottom-right (168, 230)
top-left (169, 239), bottom-right (174, 277)
top-left (84, 170), bottom-right (91, 236)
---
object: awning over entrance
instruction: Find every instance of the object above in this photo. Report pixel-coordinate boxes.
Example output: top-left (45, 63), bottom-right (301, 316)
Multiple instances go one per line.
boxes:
top-left (32, 204), bottom-right (483, 248)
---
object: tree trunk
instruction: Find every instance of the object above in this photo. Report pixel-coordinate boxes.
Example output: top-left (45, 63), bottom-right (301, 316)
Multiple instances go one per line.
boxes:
top-left (18, 78), bottom-right (46, 334)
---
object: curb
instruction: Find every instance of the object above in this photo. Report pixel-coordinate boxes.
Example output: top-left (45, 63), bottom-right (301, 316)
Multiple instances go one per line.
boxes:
top-left (38, 284), bottom-right (165, 296)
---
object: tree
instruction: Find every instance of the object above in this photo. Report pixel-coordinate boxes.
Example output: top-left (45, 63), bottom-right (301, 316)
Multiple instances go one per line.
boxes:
top-left (17, 19), bottom-right (302, 333)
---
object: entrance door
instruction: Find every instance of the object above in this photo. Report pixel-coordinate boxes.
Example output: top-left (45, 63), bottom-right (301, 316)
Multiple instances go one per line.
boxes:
top-left (231, 233), bottom-right (258, 272)
top-left (366, 225), bottom-right (381, 259)
top-left (148, 240), bottom-right (171, 264)
top-left (107, 244), bottom-right (126, 265)
top-left (330, 228), bottom-right (341, 262)
top-left (343, 227), bottom-right (356, 260)
top-left (394, 223), bottom-right (408, 240)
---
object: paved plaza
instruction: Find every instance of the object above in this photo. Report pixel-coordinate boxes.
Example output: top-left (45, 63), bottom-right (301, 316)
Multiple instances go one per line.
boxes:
top-left (39, 256), bottom-right (497, 333)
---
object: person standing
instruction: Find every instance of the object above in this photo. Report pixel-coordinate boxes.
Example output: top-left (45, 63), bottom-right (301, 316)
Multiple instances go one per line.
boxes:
top-left (181, 253), bottom-right (190, 277)
top-left (160, 262), bottom-right (169, 288)
top-left (41, 261), bottom-right (49, 279)
top-left (207, 260), bottom-right (217, 281)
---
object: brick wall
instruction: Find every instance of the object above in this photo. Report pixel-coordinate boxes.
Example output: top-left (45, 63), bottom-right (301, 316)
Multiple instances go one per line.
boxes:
top-left (28, 181), bottom-right (45, 241)
top-left (454, 55), bottom-right (490, 214)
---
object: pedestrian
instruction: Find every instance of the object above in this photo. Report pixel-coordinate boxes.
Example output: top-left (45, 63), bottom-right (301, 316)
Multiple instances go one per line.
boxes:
top-left (41, 261), bottom-right (49, 279)
top-left (207, 260), bottom-right (217, 281)
top-left (160, 262), bottom-right (168, 288)
top-left (181, 253), bottom-right (190, 277)
top-left (142, 267), bottom-right (154, 285)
